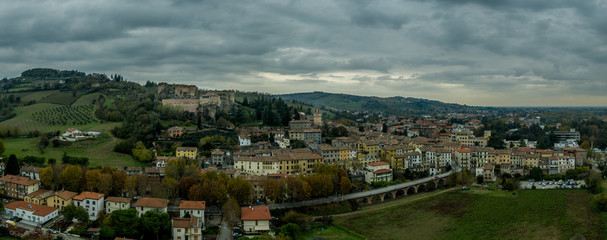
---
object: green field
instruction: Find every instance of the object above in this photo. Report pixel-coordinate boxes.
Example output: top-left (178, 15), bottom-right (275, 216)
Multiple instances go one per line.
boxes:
top-left (0, 102), bottom-right (116, 133)
top-left (2, 135), bottom-right (144, 167)
top-left (38, 90), bottom-right (84, 105)
top-left (301, 225), bottom-right (367, 240)
top-left (334, 190), bottom-right (605, 240)
top-left (72, 92), bottom-right (104, 106)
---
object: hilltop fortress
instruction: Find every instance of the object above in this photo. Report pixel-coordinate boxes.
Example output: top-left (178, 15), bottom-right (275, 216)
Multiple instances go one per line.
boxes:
top-left (158, 82), bottom-right (235, 115)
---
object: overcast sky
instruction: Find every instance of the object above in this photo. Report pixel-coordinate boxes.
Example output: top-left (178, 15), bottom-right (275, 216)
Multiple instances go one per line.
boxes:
top-left (2, 0), bottom-right (606, 106)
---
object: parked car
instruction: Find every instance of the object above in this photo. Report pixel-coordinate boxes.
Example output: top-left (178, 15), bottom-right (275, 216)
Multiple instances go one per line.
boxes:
top-left (462, 186), bottom-right (470, 190)
top-left (14, 217), bottom-right (22, 222)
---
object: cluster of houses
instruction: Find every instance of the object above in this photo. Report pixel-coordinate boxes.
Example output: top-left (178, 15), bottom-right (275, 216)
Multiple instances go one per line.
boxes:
top-left (58, 128), bottom-right (102, 142)
top-left (0, 170), bottom-right (273, 238)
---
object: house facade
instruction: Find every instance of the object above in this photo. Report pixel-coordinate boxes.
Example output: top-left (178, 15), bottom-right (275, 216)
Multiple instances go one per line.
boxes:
top-left (0, 175), bottom-right (41, 199)
top-left (5, 201), bottom-right (59, 225)
top-left (74, 192), bottom-right (105, 221)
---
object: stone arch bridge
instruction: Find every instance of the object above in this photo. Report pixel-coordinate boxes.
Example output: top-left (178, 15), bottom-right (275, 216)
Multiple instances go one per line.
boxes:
top-left (267, 171), bottom-right (452, 210)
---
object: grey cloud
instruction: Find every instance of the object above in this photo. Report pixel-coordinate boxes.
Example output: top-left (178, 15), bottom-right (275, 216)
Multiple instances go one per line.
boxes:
top-left (1, 0), bottom-right (606, 106)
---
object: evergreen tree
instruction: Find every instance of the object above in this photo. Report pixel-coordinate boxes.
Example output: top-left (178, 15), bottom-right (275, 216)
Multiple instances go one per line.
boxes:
top-left (6, 154), bottom-right (20, 175)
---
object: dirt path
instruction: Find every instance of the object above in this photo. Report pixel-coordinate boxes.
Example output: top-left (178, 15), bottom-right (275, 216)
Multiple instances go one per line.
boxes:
top-left (332, 187), bottom-right (458, 218)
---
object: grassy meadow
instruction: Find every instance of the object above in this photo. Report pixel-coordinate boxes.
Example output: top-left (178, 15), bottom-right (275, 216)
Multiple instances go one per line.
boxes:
top-left (0, 91), bottom-right (140, 167)
top-left (333, 189), bottom-right (605, 240)
top-left (2, 135), bottom-right (143, 167)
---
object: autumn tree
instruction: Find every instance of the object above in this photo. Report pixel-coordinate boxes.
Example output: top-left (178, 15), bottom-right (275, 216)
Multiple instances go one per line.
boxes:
top-left (112, 170), bottom-right (127, 196)
top-left (86, 169), bottom-right (102, 191)
top-left (222, 198), bottom-right (241, 227)
top-left (285, 176), bottom-right (311, 201)
top-left (304, 174), bottom-right (333, 198)
top-left (227, 177), bottom-right (252, 205)
top-left (166, 158), bottom-right (186, 180)
top-left (263, 178), bottom-right (283, 203)
top-left (59, 165), bottom-right (83, 191)
top-left (161, 177), bottom-right (179, 199)
top-left (39, 166), bottom-right (55, 190)
top-left (98, 173), bottom-right (113, 195)
top-left (339, 177), bottom-right (352, 194)
top-left (188, 184), bottom-right (204, 201)
top-left (201, 179), bottom-right (227, 205)
top-left (178, 177), bottom-right (197, 199)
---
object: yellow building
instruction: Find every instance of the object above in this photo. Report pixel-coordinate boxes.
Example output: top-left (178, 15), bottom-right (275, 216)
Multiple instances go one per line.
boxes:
top-left (524, 153), bottom-right (540, 168)
top-left (276, 150), bottom-right (324, 175)
top-left (357, 141), bottom-right (380, 165)
top-left (24, 189), bottom-right (54, 205)
top-left (177, 147), bottom-right (198, 160)
top-left (0, 175), bottom-right (40, 199)
top-left (47, 190), bottom-right (78, 211)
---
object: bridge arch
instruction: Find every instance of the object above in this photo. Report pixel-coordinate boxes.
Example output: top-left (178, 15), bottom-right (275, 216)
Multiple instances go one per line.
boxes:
top-left (406, 186), bottom-right (416, 195)
top-left (418, 184), bottom-right (427, 192)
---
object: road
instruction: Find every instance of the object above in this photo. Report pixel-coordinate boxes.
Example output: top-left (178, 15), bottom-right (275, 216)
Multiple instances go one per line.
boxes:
top-left (216, 219), bottom-right (232, 240)
top-left (266, 170), bottom-right (453, 209)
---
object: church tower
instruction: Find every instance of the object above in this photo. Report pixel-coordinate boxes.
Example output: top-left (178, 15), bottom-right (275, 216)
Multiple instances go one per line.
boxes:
top-left (313, 108), bottom-right (322, 126)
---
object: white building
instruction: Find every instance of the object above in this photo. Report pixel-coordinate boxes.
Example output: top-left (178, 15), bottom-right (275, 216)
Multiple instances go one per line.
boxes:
top-left (179, 200), bottom-right (206, 229)
top-left (172, 217), bottom-right (202, 240)
top-left (73, 192), bottom-right (105, 221)
top-left (20, 166), bottom-right (40, 180)
top-left (105, 197), bottom-right (131, 214)
top-left (133, 197), bottom-right (169, 216)
top-left (5, 201), bottom-right (59, 225)
top-left (241, 206), bottom-right (271, 234)
top-left (238, 135), bottom-right (251, 146)
top-left (364, 162), bottom-right (393, 183)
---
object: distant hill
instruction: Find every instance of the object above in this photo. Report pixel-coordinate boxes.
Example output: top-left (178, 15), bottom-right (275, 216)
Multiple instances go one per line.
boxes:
top-left (279, 91), bottom-right (479, 115)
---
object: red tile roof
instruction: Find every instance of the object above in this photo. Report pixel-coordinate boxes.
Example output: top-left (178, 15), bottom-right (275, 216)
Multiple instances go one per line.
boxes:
top-left (5, 201), bottom-right (58, 217)
top-left (179, 200), bottom-right (205, 210)
top-left (134, 197), bottom-right (169, 208)
top-left (0, 174), bottom-right (40, 186)
top-left (54, 190), bottom-right (78, 200)
top-left (373, 169), bottom-right (392, 174)
top-left (241, 206), bottom-right (271, 221)
top-left (74, 192), bottom-right (104, 201)
top-left (105, 197), bottom-right (131, 203)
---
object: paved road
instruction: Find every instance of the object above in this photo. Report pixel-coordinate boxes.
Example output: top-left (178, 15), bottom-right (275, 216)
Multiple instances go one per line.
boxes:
top-left (217, 220), bottom-right (232, 240)
top-left (266, 171), bottom-right (453, 210)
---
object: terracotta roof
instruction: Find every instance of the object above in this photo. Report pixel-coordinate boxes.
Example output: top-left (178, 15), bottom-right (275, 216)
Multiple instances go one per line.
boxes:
top-left (173, 218), bottom-right (192, 228)
top-left (241, 206), bottom-right (271, 221)
top-left (22, 166), bottom-right (41, 173)
top-left (173, 217), bottom-right (200, 228)
top-left (5, 201), bottom-right (58, 217)
top-left (105, 197), bottom-right (131, 203)
top-left (74, 192), bottom-right (105, 201)
top-left (457, 148), bottom-right (472, 153)
top-left (368, 162), bottom-right (389, 166)
top-left (373, 169), bottom-right (392, 174)
top-left (179, 200), bottom-right (206, 210)
top-left (134, 197), bottom-right (169, 208)
top-left (54, 190), bottom-right (78, 200)
top-left (25, 189), bottom-right (54, 199)
top-left (0, 174), bottom-right (40, 186)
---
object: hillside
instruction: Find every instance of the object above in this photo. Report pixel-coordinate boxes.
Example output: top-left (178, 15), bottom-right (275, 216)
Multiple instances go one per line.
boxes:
top-left (279, 91), bottom-right (479, 115)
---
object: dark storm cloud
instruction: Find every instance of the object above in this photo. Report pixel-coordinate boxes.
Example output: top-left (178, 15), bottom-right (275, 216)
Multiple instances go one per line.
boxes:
top-left (1, 0), bottom-right (606, 106)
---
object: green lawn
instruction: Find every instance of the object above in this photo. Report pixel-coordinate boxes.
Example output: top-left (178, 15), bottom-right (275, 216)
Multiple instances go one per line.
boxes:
top-left (334, 190), bottom-right (604, 240)
top-left (300, 225), bottom-right (367, 240)
top-left (2, 135), bottom-right (144, 167)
